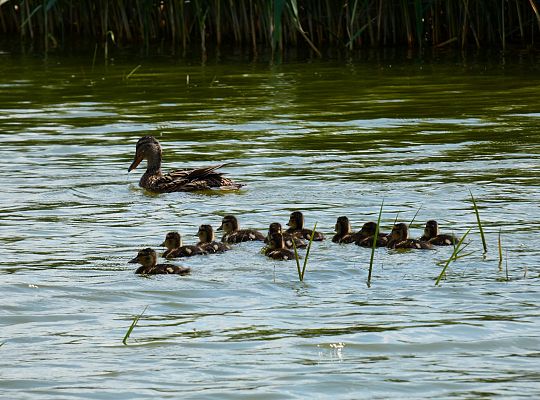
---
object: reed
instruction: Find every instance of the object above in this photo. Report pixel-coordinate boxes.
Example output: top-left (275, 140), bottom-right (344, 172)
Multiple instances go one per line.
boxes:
top-left (300, 222), bottom-right (317, 281)
top-left (122, 305), bottom-right (147, 345)
top-left (498, 228), bottom-right (503, 266)
top-left (367, 199), bottom-right (384, 288)
top-left (2, 1), bottom-right (539, 51)
top-left (469, 190), bottom-right (488, 254)
top-left (435, 228), bottom-right (471, 286)
top-left (291, 234), bottom-right (302, 281)
top-left (408, 204), bottom-right (422, 228)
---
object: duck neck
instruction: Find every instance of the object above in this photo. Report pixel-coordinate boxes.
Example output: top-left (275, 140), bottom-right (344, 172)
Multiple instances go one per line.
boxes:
top-left (145, 149), bottom-right (162, 175)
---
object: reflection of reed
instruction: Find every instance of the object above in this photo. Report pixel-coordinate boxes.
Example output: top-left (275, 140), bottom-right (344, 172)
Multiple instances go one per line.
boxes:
top-left (3, 1), bottom-right (539, 53)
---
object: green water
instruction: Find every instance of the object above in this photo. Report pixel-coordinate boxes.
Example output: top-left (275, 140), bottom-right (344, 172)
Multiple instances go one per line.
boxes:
top-left (1, 48), bottom-right (539, 399)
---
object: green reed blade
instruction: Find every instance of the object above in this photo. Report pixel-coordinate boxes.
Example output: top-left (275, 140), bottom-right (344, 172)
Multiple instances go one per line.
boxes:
top-left (435, 228), bottom-right (471, 286)
top-left (368, 199), bottom-right (384, 288)
top-left (123, 305), bottom-right (148, 345)
top-left (408, 204), bottom-right (422, 228)
top-left (498, 228), bottom-right (503, 263)
top-left (291, 235), bottom-right (302, 281)
top-left (301, 222), bottom-right (317, 281)
top-left (125, 64), bottom-right (142, 80)
top-left (469, 190), bottom-right (487, 253)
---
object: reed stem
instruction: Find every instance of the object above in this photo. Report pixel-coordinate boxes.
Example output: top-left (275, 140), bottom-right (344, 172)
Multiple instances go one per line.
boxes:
top-left (122, 305), bottom-right (148, 345)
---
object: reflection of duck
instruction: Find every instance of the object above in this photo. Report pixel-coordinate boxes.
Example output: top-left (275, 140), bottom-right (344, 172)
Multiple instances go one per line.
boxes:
top-left (128, 136), bottom-right (243, 193)
top-left (217, 215), bottom-right (265, 244)
top-left (332, 216), bottom-right (364, 244)
top-left (285, 211), bottom-right (324, 241)
top-left (265, 233), bottom-right (296, 261)
top-left (161, 231), bottom-right (206, 258)
top-left (129, 248), bottom-right (191, 275)
top-left (355, 222), bottom-right (388, 248)
top-left (387, 223), bottom-right (432, 249)
top-left (196, 224), bottom-right (231, 253)
top-left (265, 222), bottom-right (307, 249)
top-left (420, 220), bottom-right (457, 246)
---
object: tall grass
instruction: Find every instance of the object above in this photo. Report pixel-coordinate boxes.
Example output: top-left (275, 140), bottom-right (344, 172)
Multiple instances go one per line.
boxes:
top-left (367, 199), bottom-right (384, 288)
top-left (469, 190), bottom-right (488, 253)
top-left (292, 222), bottom-right (317, 282)
top-left (2, 1), bottom-right (539, 52)
top-left (435, 228), bottom-right (471, 286)
top-left (123, 305), bottom-right (148, 345)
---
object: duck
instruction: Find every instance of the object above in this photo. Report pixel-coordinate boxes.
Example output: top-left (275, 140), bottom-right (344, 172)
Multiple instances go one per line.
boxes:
top-left (419, 220), bottom-right (458, 246)
top-left (285, 211), bottom-right (325, 241)
top-left (161, 231), bottom-right (206, 258)
top-left (128, 136), bottom-right (243, 193)
top-left (129, 248), bottom-right (191, 275)
top-left (355, 222), bottom-right (389, 248)
top-left (265, 233), bottom-right (296, 261)
top-left (265, 222), bottom-right (307, 249)
top-left (387, 223), bottom-right (432, 250)
top-left (217, 215), bottom-right (265, 244)
top-left (196, 224), bottom-right (231, 253)
top-left (332, 216), bottom-right (364, 244)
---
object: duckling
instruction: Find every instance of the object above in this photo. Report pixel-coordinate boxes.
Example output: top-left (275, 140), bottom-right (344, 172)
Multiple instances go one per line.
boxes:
top-left (128, 136), bottom-right (243, 193)
top-left (387, 223), bottom-right (432, 250)
top-left (265, 233), bottom-right (296, 261)
top-left (420, 220), bottom-right (458, 246)
top-left (265, 222), bottom-right (307, 249)
top-left (285, 211), bottom-right (325, 241)
top-left (217, 215), bottom-right (265, 244)
top-left (129, 248), bottom-right (191, 275)
top-left (161, 231), bottom-right (206, 258)
top-left (196, 224), bottom-right (231, 253)
top-left (355, 222), bottom-right (389, 247)
top-left (332, 216), bottom-right (365, 244)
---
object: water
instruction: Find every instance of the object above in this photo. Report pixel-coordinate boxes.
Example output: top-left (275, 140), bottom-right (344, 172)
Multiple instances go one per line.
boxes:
top-left (1, 49), bottom-right (540, 399)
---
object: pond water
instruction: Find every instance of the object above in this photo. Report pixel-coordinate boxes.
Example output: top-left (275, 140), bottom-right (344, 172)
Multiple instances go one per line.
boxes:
top-left (1, 48), bottom-right (539, 399)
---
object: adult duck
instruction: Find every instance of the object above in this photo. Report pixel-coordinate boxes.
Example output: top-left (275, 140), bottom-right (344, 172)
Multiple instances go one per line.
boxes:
top-left (128, 136), bottom-right (243, 193)
top-left (129, 248), bottom-right (191, 275)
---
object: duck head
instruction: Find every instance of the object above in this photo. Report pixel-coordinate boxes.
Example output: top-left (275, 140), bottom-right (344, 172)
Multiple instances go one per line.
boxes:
top-left (129, 247), bottom-right (157, 268)
top-left (268, 222), bottom-right (283, 236)
top-left (360, 222), bottom-right (378, 236)
top-left (268, 233), bottom-right (285, 250)
top-left (287, 211), bottom-right (304, 230)
top-left (128, 136), bottom-right (162, 172)
top-left (334, 216), bottom-right (351, 235)
top-left (197, 224), bottom-right (215, 243)
top-left (423, 220), bottom-right (439, 239)
top-left (390, 223), bottom-right (409, 242)
top-left (161, 231), bottom-right (182, 250)
top-left (217, 215), bottom-right (239, 234)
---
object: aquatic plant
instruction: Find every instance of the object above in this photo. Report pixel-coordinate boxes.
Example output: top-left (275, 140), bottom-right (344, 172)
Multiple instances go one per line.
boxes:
top-left (435, 228), bottom-right (471, 286)
top-left (367, 199), bottom-right (384, 288)
top-left (469, 190), bottom-right (487, 253)
top-left (2, 1), bottom-right (539, 53)
top-left (292, 222), bottom-right (317, 282)
top-left (123, 305), bottom-right (148, 345)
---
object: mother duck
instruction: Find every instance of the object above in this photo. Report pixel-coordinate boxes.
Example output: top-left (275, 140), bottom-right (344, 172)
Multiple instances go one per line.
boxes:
top-left (128, 136), bottom-right (243, 193)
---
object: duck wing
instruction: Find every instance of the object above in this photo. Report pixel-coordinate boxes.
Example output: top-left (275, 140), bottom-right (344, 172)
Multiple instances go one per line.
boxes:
top-left (154, 164), bottom-right (242, 193)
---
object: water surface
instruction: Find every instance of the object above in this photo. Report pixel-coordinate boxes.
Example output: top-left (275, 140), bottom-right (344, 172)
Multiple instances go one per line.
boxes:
top-left (1, 49), bottom-right (539, 399)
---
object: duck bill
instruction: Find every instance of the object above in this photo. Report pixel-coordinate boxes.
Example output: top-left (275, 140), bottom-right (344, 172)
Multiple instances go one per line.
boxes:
top-left (160, 241), bottom-right (166, 247)
top-left (216, 224), bottom-right (223, 231)
top-left (128, 256), bottom-right (139, 264)
top-left (128, 154), bottom-right (143, 172)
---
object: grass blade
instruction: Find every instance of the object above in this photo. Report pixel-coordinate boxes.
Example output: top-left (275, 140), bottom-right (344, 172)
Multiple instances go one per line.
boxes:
top-left (368, 199), bottom-right (384, 288)
top-left (291, 236), bottom-right (302, 281)
top-left (300, 222), bottom-right (317, 281)
top-left (469, 189), bottom-right (487, 253)
top-left (125, 64), bottom-right (142, 80)
top-left (498, 228), bottom-right (503, 264)
top-left (123, 305), bottom-right (148, 345)
top-left (408, 203), bottom-right (422, 228)
top-left (435, 228), bottom-right (471, 286)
